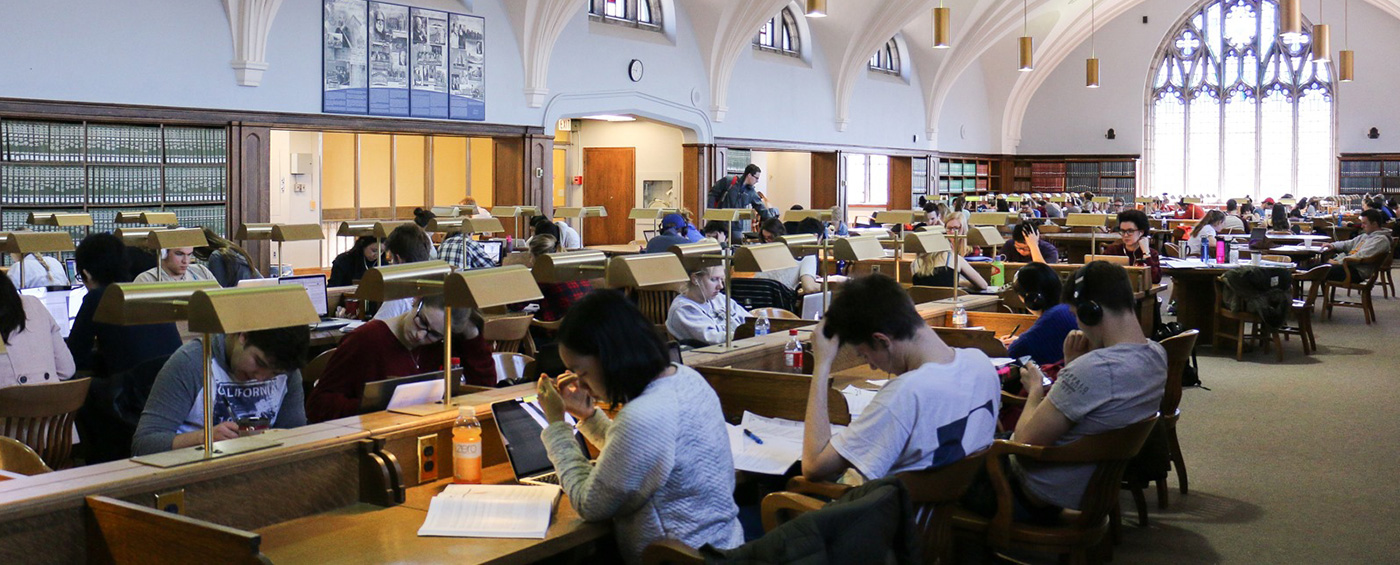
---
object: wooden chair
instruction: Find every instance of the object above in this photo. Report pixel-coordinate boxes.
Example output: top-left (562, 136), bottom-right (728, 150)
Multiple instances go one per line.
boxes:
top-left (1378, 236), bottom-right (1398, 299)
top-left (481, 313), bottom-right (537, 354)
top-left (782, 449), bottom-right (991, 564)
top-left (1122, 330), bottom-right (1198, 527)
top-left (492, 352), bottom-right (537, 386)
top-left (748, 307), bottom-right (799, 320)
top-left (1323, 253), bottom-right (1388, 324)
top-left (301, 348), bottom-right (335, 401)
top-left (1084, 254), bottom-right (1129, 265)
top-left (0, 377), bottom-right (91, 470)
top-left (1279, 265), bottom-right (1331, 355)
top-left (950, 415), bottom-right (1159, 565)
top-left (632, 287), bottom-right (680, 327)
top-left (1164, 243), bottom-right (1183, 259)
top-left (0, 436), bottom-right (51, 475)
top-left (1212, 278), bottom-right (1284, 362)
top-left (1261, 254), bottom-right (1290, 263)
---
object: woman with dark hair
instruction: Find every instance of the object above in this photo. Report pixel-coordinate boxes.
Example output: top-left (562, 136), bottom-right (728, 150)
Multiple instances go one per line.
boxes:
top-left (412, 208), bottom-right (440, 259)
top-left (68, 233), bottom-right (182, 376)
top-left (195, 226), bottom-right (262, 287)
top-left (536, 290), bottom-right (742, 562)
top-left (1005, 263), bottom-right (1078, 365)
top-left (374, 224), bottom-right (436, 321)
top-left (1186, 209), bottom-right (1226, 257)
top-left (1269, 204), bottom-right (1295, 235)
top-left (0, 272), bottom-right (75, 389)
top-left (329, 236), bottom-right (382, 286)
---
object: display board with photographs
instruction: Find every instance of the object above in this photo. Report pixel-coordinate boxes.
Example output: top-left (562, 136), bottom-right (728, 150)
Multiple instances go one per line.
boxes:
top-left (322, 0), bottom-right (485, 121)
top-left (368, 2), bottom-right (410, 116)
top-left (323, 0), bottom-right (369, 114)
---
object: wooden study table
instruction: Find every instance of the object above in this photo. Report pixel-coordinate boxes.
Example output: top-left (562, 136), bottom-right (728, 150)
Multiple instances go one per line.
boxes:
top-left (1041, 232), bottom-right (1115, 263)
top-left (585, 244), bottom-right (642, 256)
top-left (1162, 262), bottom-right (1293, 342)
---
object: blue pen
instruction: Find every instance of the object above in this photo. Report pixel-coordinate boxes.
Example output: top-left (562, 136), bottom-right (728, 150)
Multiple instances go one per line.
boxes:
top-left (742, 429), bottom-right (764, 445)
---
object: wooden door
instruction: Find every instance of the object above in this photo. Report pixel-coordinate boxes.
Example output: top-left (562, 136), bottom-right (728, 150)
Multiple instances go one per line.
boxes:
top-left (583, 147), bottom-right (635, 245)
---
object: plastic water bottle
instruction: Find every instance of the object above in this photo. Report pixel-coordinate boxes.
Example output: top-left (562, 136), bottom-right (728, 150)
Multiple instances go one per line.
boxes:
top-left (784, 329), bottom-right (804, 372)
top-left (1215, 240), bottom-right (1227, 264)
top-left (952, 302), bottom-right (968, 328)
top-left (452, 406), bottom-right (482, 484)
top-left (754, 310), bottom-right (770, 336)
top-left (1200, 235), bottom-right (1210, 263)
top-left (1228, 246), bottom-right (1239, 265)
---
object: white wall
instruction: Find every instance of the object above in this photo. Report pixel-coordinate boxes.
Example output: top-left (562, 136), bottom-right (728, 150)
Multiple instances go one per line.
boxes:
top-left (574, 119), bottom-right (686, 240)
top-left (751, 151), bottom-right (812, 212)
top-left (1017, 0), bottom-right (1400, 155)
top-left (268, 131), bottom-right (326, 270)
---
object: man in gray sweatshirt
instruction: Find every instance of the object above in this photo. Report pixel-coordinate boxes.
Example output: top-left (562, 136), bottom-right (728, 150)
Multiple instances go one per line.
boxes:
top-left (132, 326), bottom-right (310, 456)
top-left (1324, 209), bottom-right (1393, 282)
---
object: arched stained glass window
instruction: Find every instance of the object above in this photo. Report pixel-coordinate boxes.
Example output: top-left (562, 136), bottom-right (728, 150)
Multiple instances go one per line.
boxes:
top-left (869, 38), bottom-right (900, 75)
top-left (1147, 0), bottom-right (1334, 200)
top-left (754, 8), bottom-right (800, 56)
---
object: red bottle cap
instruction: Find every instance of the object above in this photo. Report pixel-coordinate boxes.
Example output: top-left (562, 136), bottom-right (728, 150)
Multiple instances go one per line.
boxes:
top-left (451, 357), bottom-right (461, 367)
top-left (789, 329), bottom-right (799, 336)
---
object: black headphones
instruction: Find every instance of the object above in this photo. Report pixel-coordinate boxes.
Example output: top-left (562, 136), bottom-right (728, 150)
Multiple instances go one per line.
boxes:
top-left (1072, 274), bottom-right (1104, 326)
top-left (1014, 268), bottom-right (1047, 312)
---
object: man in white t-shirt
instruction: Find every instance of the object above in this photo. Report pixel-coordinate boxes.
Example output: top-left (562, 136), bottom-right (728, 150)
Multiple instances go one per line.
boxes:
top-left (801, 274), bottom-right (999, 481)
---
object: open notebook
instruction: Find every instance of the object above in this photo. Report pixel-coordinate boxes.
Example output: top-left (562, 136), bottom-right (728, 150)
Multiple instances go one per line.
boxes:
top-left (417, 484), bottom-right (562, 539)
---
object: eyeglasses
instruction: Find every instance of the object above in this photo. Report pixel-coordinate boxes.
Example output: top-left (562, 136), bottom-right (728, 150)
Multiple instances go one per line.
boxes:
top-left (412, 302), bottom-right (444, 342)
top-left (1116, 228), bottom-right (1143, 235)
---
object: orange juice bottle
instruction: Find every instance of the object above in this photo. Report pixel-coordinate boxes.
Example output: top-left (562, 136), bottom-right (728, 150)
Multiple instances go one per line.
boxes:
top-left (452, 406), bottom-right (482, 484)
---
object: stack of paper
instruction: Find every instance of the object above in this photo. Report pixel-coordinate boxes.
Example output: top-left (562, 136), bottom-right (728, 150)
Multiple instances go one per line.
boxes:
top-left (840, 386), bottom-right (879, 419)
top-left (417, 484), bottom-right (562, 539)
top-left (727, 411), bottom-right (845, 475)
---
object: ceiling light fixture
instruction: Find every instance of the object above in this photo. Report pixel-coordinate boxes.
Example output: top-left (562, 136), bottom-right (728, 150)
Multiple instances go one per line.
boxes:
top-left (1281, 0), bottom-right (1303, 40)
top-left (933, 1), bottom-right (950, 49)
top-left (1339, 0), bottom-right (1354, 81)
top-left (1312, 0), bottom-right (1330, 63)
top-left (1019, 0), bottom-right (1033, 71)
top-left (805, 0), bottom-right (827, 18)
top-left (580, 114), bottom-right (636, 122)
top-left (1086, 0), bottom-right (1099, 87)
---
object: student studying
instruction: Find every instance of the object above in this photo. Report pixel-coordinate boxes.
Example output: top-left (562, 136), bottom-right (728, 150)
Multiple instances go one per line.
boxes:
top-left (535, 290), bottom-right (742, 563)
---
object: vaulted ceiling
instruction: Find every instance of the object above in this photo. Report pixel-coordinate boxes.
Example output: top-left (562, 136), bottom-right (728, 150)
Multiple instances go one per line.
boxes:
top-left (502, 0), bottom-right (1400, 148)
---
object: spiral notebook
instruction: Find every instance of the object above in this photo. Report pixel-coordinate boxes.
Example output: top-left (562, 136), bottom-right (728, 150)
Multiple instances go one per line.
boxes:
top-left (417, 484), bottom-right (562, 539)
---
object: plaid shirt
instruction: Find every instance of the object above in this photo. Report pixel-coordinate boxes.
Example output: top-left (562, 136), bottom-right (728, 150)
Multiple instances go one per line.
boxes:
top-left (439, 233), bottom-right (497, 271)
top-left (537, 280), bottom-right (594, 321)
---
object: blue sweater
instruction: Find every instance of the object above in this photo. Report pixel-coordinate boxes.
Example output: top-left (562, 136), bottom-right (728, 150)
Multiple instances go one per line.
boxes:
top-left (1007, 304), bottom-right (1079, 365)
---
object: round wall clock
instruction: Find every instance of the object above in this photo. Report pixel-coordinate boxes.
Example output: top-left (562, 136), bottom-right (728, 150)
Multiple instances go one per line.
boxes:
top-left (628, 59), bottom-right (644, 82)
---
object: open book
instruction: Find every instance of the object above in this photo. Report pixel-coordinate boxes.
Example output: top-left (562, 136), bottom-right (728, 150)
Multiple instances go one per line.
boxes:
top-left (417, 484), bottom-right (562, 539)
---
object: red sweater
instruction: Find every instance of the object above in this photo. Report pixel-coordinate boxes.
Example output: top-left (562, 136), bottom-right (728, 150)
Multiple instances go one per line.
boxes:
top-left (306, 320), bottom-right (496, 423)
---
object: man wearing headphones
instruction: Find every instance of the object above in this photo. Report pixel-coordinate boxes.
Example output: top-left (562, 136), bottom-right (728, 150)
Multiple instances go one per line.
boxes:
top-left (1004, 263), bottom-right (1079, 366)
top-left (974, 261), bottom-right (1165, 522)
top-left (134, 246), bottom-right (216, 283)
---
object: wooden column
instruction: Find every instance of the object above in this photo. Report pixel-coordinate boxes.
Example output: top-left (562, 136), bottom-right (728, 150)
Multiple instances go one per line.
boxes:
top-left (889, 156), bottom-right (913, 211)
top-left (229, 123), bottom-right (271, 273)
top-left (683, 143), bottom-right (717, 216)
top-left (493, 134), bottom-right (554, 237)
top-left (811, 151), bottom-right (843, 216)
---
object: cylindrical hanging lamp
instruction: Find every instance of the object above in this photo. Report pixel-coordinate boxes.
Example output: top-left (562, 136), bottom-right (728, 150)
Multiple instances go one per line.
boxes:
top-left (1018, 0), bottom-right (1033, 71)
top-left (1086, 0), bottom-right (1099, 87)
top-left (1312, 0), bottom-right (1330, 62)
top-left (805, 0), bottom-right (827, 18)
top-left (1281, 0), bottom-right (1303, 39)
top-left (1339, 0), bottom-right (1354, 81)
top-left (933, 5), bottom-right (951, 49)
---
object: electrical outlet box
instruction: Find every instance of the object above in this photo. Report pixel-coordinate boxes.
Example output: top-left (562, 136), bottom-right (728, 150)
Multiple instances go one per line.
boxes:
top-left (154, 489), bottom-right (186, 515)
top-left (417, 434), bottom-right (439, 483)
top-left (290, 153), bottom-right (314, 175)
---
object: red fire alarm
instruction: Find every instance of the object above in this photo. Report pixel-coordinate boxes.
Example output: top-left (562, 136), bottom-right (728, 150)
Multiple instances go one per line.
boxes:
top-left (572, 176), bottom-right (583, 185)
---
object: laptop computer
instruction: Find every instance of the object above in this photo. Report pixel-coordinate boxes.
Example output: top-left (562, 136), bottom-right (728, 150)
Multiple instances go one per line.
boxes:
top-left (236, 277), bottom-right (279, 289)
top-left (491, 397), bottom-right (590, 486)
top-left (278, 274), bottom-right (352, 331)
top-left (478, 239), bottom-right (504, 266)
top-left (358, 369), bottom-right (468, 414)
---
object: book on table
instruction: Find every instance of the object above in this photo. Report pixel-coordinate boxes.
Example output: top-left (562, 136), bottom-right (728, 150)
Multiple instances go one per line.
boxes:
top-left (417, 484), bottom-right (562, 539)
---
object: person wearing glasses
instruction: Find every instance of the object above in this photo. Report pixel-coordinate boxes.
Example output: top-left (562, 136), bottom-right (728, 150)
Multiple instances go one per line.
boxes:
top-left (1102, 209), bottom-right (1162, 284)
top-left (306, 294), bottom-right (495, 423)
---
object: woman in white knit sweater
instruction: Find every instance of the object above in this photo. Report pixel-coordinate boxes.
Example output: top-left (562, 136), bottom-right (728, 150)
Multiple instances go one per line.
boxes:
top-left (537, 290), bottom-right (743, 563)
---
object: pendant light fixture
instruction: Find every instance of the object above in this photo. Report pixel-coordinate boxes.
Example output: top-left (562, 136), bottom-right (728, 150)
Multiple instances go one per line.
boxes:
top-left (1339, 0), bottom-right (1354, 81)
top-left (805, 0), bottom-right (827, 18)
top-left (1312, 0), bottom-right (1331, 63)
top-left (1018, 0), bottom-right (1033, 72)
top-left (933, 1), bottom-right (951, 49)
top-left (1086, 0), bottom-right (1100, 87)
top-left (1281, 0), bottom-right (1303, 40)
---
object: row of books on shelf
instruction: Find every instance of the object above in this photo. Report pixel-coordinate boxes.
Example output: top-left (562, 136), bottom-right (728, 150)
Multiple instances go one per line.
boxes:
top-left (0, 205), bottom-right (227, 241)
top-left (1, 165), bottom-right (85, 205)
top-left (1339, 186), bottom-right (1400, 196)
top-left (1338, 160), bottom-right (1400, 176)
top-left (164, 166), bottom-right (227, 202)
top-left (938, 178), bottom-right (990, 191)
top-left (0, 120), bottom-right (226, 164)
top-left (937, 161), bottom-right (989, 177)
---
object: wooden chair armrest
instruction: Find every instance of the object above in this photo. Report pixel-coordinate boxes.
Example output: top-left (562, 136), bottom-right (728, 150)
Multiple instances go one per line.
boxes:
top-left (989, 438), bottom-right (1046, 459)
top-left (1000, 390), bottom-right (1027, 407)
top-left (760, 492), bottom-right (826, 532)
top-left (784, 475), bottom-right (853, 499)
top-left (531, 319), bottom-right (563, 331)
top-left (641, 539), bottom-right (706, 565)
top-left (983, 446), bottom-right (1017, 547)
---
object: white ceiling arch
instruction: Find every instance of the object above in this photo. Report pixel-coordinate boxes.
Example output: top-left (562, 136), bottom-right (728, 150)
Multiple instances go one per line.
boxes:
top-left (701, 0), bottom-right (792, 122)
top-left (829, 0), bottom-right (936, 131)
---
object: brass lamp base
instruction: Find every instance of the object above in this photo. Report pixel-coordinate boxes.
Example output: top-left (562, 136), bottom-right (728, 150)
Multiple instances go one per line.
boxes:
top-left (131, 436), bottom-right (283, 468)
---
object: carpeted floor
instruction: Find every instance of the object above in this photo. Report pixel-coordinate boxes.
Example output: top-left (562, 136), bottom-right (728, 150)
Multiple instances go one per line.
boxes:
top-left (1004, 278), bottom-right (1400, 564)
